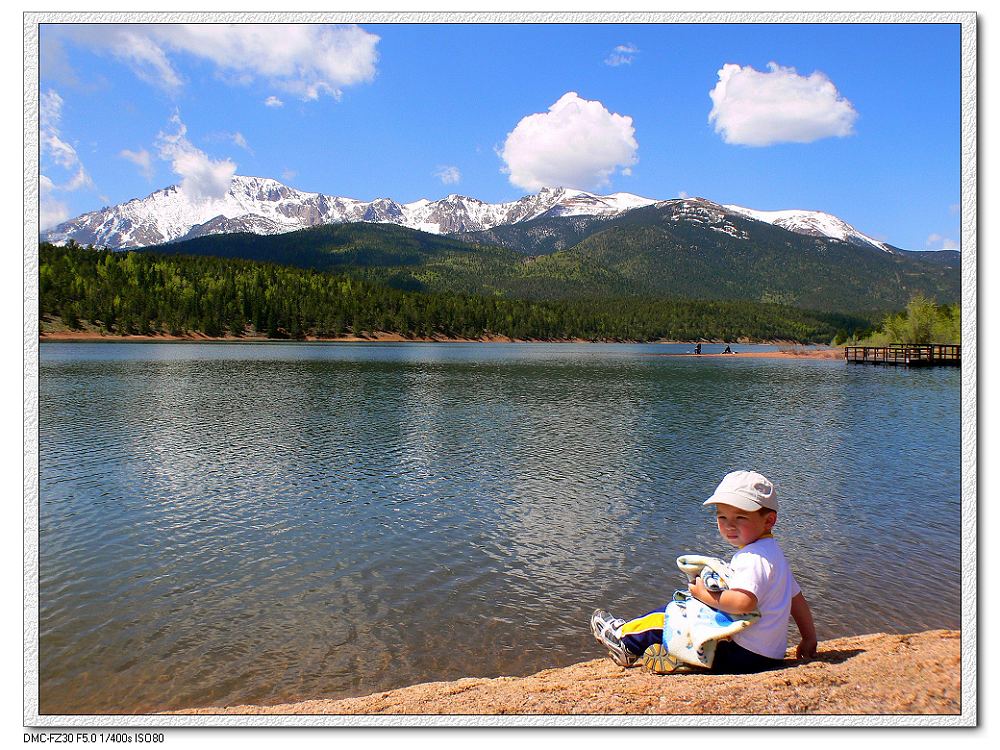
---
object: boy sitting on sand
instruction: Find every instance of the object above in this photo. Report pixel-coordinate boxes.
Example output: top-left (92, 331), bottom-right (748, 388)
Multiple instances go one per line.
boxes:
top-left (592, 470), bottom-right (817, 673)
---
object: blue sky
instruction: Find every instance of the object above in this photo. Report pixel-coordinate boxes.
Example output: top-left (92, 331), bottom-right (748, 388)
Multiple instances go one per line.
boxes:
top-left (38, 21), bottom-right (962, 251)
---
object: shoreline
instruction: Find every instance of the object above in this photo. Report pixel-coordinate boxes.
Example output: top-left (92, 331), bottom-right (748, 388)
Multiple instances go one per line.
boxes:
top-left (169, 629), bottom-right (959, 716)
top-left (662, 347), bottom-right (845, 360)
top-left (37, 329), bottom-right (844, 359)
top-left (37, 330), bottom-right (577, 345)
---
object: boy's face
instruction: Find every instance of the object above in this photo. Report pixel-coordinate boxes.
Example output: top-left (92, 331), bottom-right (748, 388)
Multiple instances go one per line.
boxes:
top-left (714, 503), bottom-right (776, 548)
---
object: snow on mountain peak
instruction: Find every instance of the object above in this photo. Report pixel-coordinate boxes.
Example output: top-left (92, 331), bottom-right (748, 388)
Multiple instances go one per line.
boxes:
top-left (40, 174), bottom-right (897, 254)
top-left (723, 204), bottom-right (891, 252)
top-left (41, 176), bottom-right (664, 249)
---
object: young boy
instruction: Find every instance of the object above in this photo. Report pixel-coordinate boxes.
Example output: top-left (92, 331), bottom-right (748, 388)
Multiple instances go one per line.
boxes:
top-left (592, 470), bottom-right (817, 673)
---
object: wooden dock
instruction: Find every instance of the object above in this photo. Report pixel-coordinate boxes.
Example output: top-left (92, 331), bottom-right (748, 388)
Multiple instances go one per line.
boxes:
top-left (844, 344), bottom-right (961, 367)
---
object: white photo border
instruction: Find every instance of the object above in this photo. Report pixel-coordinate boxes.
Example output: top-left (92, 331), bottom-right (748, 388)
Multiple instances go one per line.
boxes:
top-left (22, 9), bottom-right (978, 729)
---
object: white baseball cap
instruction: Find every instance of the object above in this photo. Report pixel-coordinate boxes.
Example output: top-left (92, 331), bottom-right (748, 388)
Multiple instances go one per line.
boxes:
top-left (703, 470), bottom-right (778, 512)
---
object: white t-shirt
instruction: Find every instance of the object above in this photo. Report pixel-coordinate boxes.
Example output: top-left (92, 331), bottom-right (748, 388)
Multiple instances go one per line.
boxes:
top-left (727, 536), bottom-right (801, 659)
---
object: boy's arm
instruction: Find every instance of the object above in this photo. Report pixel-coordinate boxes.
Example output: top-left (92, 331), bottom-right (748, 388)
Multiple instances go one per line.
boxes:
top-left (790, 591), bottom-right (818, 659)
top-left (688, 576), bottom-right (758, 614)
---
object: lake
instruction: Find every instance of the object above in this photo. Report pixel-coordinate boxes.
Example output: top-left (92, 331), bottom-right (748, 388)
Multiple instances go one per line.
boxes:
top-left (36, 342), bottom-right (962, 714)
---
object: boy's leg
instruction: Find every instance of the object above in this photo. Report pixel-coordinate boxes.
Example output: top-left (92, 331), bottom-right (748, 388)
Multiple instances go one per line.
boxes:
top-left (618, 609), bottom-right (666, 656)
top-left (592, 609), bottom-right (665, 667)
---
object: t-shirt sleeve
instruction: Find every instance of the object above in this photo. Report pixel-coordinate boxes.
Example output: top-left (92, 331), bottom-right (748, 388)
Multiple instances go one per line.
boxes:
top-left (790, 570), bottom-right (801, 598)
top-left (727, 551), bottom-right (770, 597)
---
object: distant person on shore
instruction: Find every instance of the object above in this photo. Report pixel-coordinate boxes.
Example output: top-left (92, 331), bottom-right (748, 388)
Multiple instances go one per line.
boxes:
top-left (591, 470), bottom-right (817, 674)
top-left (694, 343), bottom-right (702, 355)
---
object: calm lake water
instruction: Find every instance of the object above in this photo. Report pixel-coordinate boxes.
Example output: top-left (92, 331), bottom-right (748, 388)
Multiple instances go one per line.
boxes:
top-left (36, 342), bottom-right (962, 714)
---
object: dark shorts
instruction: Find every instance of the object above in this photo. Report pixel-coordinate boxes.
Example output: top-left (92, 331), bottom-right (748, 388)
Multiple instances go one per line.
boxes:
top-left (711, 639), bottom-right (785, 674)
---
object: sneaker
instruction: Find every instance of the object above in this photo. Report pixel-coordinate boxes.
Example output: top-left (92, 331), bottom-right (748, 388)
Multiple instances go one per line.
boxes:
top-left (642, 642), bottom-right (681, 674)
top-left (591, 609), bottom-right (638, 667)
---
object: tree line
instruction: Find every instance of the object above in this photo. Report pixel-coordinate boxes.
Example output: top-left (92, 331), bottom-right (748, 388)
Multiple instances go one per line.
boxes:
top-left (39, 242), bottom-right (872, 343)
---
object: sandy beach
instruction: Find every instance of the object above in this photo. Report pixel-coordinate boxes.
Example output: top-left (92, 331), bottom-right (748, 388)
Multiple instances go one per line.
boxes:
top-left (670, 347), bottom-right (845, 360)
top-left (170, 629), bottom-right (960, 716)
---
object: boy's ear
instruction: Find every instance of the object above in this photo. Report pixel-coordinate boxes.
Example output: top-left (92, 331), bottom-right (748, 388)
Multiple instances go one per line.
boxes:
top-left (764, 510), bottom-right (777, 530)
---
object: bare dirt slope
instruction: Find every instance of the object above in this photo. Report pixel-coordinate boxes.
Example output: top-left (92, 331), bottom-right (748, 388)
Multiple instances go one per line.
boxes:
top-left (173, 629), bottom-right (960, 716)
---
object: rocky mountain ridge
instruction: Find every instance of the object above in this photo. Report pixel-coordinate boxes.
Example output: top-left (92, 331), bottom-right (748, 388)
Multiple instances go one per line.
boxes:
top-left (42, 175), bottom-right (909, 255)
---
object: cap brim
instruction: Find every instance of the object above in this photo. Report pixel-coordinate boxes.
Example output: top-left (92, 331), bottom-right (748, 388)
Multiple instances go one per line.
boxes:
top-left (703, 492), bottom-right (763, 511)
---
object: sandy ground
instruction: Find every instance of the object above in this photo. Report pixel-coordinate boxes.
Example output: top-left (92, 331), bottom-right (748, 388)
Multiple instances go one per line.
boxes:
top-left (37, 328), bottom-right (844, 359)
top-left (682, 348), bottom-right (845, 360)
top-left (171, 630), bottom-right (960, 716)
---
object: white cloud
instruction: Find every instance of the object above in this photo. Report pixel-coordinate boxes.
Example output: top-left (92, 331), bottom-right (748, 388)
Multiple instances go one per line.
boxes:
top-left (281, 168), bottom-right (297, 182)
top-left (434, 165), bottom-right (461, 185)
top-left (926, 233), bottom-right (959, 250)
top-left (264, 96), bottom-right (284, 108)
top-left (948, 203), bottom-right (960, 216)
top-left (62, 166), bottom-right (92, 192)
top-left (605, 43), bottom-right (639, 67)
top-left (204, 130), bottom-right (254, 154)
top-left (60, 24), bottom-right (380, 101)
top-left (59, 26), bottom-right (184, 91)
top-left (677, 190), bottom-right (689, 199)
top-left (39, 174), bottom-right (70, 230)
top-left (40, 90), bottom-right (89, 178)
top-left (155, 113), bottom-right (237, 201)
top-left (708, 62), bottom-right (858, 147)
top-left (499, 92), bottom-right (638, 192)
top-left (39, 89), bottom-right (94, 228)
top-left (120, 148), bottom-right (154, 180)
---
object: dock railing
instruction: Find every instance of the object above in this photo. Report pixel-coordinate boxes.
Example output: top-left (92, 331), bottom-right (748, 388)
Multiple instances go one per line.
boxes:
top-left (844, 344), bottom-right (960, 367)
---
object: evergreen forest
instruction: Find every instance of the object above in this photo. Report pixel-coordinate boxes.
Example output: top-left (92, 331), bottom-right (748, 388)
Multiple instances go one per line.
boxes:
top-left (39, 243), bottom-right (873, 343)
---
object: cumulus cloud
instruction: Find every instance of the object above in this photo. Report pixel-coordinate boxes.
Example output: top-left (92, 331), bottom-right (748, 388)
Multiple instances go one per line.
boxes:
top-left (926, 233), bottom-right (959, 250)
top-left (59, 24), bottom-right (380, 101)
top-left (708, 62), bottom-right (858, 147)
top-left (264, 95), bottom-right (284, 108)
top-left (499, 92), bottom-right (638, 192)
top-left (40, 89), bottom-right (94, 229)
top-left (155, 113), bottom-right (237, 201)
top-left (281, 168), bottom-right (298, 182)
top-left (605, 43), bottom-right (639, 67)
top-left (120, 148), bottom-right (154, 180)
top-left (434, 165), bottom-right (461, 185)
top-left (677, 190), bottom-right (689, 199)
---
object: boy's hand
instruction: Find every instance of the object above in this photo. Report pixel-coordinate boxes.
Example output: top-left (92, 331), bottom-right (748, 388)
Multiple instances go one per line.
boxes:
top-left (796, 635), bottom-right (818, 660)
top-left (790, 592), bottom-right (817, 659)
top-left (688, 576), bottom-right (710, 601)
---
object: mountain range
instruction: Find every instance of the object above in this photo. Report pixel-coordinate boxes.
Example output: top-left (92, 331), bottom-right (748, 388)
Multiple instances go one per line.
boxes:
top-left (43, 174), bottom-right (905, 255)
top-left (123, 197), bottom-right (959, 314)
top-left (40, 175), bottom-right (960, 314)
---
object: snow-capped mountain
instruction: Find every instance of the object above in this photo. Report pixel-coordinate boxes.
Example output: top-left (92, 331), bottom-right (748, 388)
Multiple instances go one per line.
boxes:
top-left (40, 174), bottom-right (901, 254)
top-left (723, 204), bottom-right (893, 252)
top-left (41, 176), bottom-right (658, 250)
